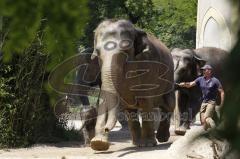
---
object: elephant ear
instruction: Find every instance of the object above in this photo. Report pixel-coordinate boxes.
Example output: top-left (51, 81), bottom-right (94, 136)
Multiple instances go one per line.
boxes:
top-left (91, 20), bottom-right (113, 60)
top-left (193, 53), bottom-right (206, 76)
top-left (91, 29), bottom-right (99, 60)
top-left (171, 48), bottom-right (183, 54)
top-left (134, 28), bottom-right (150, 58)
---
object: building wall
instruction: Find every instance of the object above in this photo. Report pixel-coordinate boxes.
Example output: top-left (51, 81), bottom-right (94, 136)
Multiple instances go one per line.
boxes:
top-left (196, 0), bottom-right (238, 51)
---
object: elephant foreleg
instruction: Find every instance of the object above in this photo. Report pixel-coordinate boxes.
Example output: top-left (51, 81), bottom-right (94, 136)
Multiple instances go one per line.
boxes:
top-left (139, 99), bottom-right (157, 147)
top-left (90, 101), bottom-right (109, 151)
top-left (141, 115), bottom-right (157, 146)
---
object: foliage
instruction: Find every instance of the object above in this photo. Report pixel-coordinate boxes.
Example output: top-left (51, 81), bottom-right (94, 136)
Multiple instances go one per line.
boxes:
top-left (79, 0), bottom-right (158, 48)
top-left (152, 0), bottom-right (197, 48)
top-left (80, 0), bottom-right (197, 49)
top-left (0, 1), bottom-right (89, 147)
top-left (0, 36), bottom-right (61, 147)
top-left (0, 63), bottom-right (17, 147)
top-left (0, 0), bottom-right (88, 69)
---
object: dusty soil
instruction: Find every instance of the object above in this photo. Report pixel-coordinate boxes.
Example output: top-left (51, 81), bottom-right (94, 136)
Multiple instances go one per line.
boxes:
top-left (0, 121), bottom-right (222, 159)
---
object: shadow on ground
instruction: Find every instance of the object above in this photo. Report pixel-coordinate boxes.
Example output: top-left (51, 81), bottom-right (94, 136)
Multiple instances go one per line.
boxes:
top-left (117, 141), bottom-right (172, 157)
top-left (94, 141), bottom-right (172, 157)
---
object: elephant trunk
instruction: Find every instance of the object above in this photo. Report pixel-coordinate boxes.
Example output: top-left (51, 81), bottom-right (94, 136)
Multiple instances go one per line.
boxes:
top-left (100, 53), bottom-right (126, 132)
top-left (174, 90), bottom-right (180, 128)
top-left (104, 95), bottom-right (118, 132)
top-left (96, 90), bottom-right (118, 133)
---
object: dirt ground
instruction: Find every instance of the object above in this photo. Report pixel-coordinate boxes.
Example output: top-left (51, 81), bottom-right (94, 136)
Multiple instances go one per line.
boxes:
top-left (0, 121), bottom-right (217, 159)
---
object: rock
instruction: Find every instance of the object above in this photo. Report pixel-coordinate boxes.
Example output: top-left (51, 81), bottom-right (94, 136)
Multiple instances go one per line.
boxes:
top-left (167, 126), bottom-right (238, 159)
top-left (168, 126), bottom-right (214, 159)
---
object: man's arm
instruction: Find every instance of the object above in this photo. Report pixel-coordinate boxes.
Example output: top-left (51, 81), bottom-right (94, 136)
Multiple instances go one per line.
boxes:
top-left (178, 81), bottom-right (196, 88)
top-left (218, 88), bottom-right (225, 106)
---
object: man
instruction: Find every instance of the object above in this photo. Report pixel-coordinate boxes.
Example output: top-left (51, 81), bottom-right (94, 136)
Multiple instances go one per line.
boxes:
top-left (178, 64), bottom-right (225, 130)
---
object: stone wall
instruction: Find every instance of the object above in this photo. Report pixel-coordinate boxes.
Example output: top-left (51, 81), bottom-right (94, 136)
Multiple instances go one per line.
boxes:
top-left (196, 0), bottom-right (239, 51)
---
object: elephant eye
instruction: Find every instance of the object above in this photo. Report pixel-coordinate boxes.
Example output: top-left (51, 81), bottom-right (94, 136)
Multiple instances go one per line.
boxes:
top-left (104, 41), bottom-right (117, 51)
top-left (119, 40), bottom-right (132, 49)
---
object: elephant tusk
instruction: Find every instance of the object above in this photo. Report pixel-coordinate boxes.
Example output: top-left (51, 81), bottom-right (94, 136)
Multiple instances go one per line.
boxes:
top-left (142, 45), bottom-right (150, 53)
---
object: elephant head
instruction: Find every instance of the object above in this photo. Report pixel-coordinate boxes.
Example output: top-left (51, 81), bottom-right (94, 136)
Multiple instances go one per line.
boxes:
top-left (91, 20), bottom-right (149, 62)
top-left (171, 48), bottom-right (206, 84)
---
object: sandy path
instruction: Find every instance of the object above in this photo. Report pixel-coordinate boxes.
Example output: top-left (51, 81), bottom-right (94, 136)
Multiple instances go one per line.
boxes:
top-left (0, 123), bottom-right (182, 159)
top-left (0, 117), bottom-right (232, 159)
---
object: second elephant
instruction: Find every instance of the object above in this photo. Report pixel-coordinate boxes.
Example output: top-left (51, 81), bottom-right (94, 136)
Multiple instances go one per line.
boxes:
top-left (171, 47), bottom-right (228, 135)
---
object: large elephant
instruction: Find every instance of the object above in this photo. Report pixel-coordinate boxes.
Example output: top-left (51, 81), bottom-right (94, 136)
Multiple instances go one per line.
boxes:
top-left (89, 19), bottom-right (175, 151)
top-left (171, 47), bottom-right (228, 135)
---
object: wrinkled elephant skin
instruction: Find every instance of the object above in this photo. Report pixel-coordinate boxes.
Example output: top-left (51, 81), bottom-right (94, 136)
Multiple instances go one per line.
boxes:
top-left (90, 19), bottom-right (175, 151)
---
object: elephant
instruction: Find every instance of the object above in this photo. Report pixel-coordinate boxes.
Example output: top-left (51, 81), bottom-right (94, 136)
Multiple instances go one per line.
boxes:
top-left (171, 47), bottom-right (228, 135)
top-left (89, 19), bottom-right (175, 151)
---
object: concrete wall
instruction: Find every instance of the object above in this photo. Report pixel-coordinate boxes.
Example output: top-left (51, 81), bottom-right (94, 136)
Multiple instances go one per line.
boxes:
top-left (196, 0), bottom-right (239, 51)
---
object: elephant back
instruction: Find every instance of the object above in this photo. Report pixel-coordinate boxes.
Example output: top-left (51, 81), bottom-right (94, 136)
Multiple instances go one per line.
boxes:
top-left (194, 47), bottom-right (228, 84)
top-left (147, 35), bottom-right (174, 82)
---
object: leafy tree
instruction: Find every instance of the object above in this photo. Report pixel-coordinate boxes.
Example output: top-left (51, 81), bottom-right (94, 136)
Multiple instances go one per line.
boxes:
top-left (80, 0), bottom-right (197, 49)
top-left (0, 0), bottom-right (89, 147)
top-left (0, 0), bottom-right (88, 68)
top-left (152, 0), bottom-right (197, 48)
top-left (79, 0), bottom-right (157, 48)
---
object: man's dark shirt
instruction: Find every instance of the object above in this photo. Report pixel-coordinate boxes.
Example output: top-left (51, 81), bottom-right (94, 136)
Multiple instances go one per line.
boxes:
top-left (195, 76), bottom-right (222, 102)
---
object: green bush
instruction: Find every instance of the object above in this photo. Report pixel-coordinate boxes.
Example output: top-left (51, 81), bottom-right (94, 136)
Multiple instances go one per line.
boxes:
top-left (0, 40), bottom-right (64, 147)
top-left (0, 0), bottom-right (88, 147)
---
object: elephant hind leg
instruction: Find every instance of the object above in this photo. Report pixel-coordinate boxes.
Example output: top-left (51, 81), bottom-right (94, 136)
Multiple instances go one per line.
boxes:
top-left (163, 91), bottom-right (175, 112)
top-left (126, 109), bottom-right (141, 146)
top-left (117, 104), bottom-right (128, 130)
top-left (141, 119), bottom-right (157, 147)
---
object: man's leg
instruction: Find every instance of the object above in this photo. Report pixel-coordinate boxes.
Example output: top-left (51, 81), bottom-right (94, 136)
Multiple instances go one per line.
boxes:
top-left (200, 103), bottom-right (207, 125)
top-left (204, 102), bottom-right (216, 130)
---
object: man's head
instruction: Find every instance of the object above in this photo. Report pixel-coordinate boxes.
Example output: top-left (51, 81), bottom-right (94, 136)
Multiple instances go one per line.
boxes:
top-left (201, 64), bottom-right (213, 77)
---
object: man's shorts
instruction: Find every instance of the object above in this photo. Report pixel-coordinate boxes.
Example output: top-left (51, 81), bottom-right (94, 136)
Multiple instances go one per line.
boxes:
top-left (200, 100), bottom-right (216, 119)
